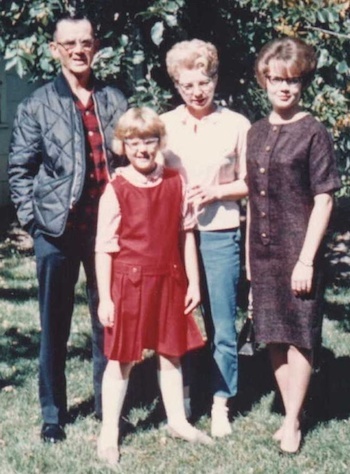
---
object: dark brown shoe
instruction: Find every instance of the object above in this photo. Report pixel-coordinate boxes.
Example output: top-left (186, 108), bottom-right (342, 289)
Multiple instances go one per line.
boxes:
top-left (41, 423), bottom-right (66, 444)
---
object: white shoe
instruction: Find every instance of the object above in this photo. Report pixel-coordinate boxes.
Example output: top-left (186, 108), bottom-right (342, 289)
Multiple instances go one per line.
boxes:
top-left (211, 405), bottom-right (232, 438)
top-left (97, 430), bottom-right (120, 466)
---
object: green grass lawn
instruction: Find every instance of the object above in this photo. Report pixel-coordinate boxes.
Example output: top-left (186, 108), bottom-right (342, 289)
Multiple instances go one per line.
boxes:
top-left (1, 231), bottom-right (350, 473)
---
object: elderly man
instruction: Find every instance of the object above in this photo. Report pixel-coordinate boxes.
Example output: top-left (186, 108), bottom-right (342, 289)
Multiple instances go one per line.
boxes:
top-left (8, 16), bottom-right (127, 443)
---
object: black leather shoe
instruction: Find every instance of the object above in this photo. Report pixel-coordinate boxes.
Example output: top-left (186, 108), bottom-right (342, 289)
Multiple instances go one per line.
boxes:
top-left (41, 423), bottom-right (66, 444)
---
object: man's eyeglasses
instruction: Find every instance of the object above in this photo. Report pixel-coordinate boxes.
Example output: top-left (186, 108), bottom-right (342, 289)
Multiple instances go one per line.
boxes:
top-left (177, 79), bottom-right (214, 95)
top-left (124, 138), bottom-right (159, 150)
top-left (56, 39), bottom-right (95, 52)
top-left (265, 75), bottom-right (303, 87)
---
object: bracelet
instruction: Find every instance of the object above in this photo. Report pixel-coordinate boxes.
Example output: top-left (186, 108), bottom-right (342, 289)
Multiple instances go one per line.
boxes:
top-left (298, 258), bottom-right (313, 267)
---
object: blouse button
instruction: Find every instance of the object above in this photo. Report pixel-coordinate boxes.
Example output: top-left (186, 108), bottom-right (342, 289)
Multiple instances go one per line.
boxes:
top-left (260, 190), bottom-right (266, 196)
top-left (261, 232), bottom-right (267, 238)
top-left (272, 126), bottom-right (278, 132)
top-left (265, 145), bottom-right (271, 151)
top-left (88, 131), bottom-right (94, 136)
top-left (132, 267), bottom-right (138, 273)
top-left (261, 211), bottom-right (266, 218)
top-left (90, 173), bottom-right (94, 178)
top-left (259, 167), bottom-right (266, 174)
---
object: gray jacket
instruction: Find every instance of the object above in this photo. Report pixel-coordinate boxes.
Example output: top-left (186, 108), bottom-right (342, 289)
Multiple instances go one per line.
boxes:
top-left (8, 73), bottom-right (127, 237)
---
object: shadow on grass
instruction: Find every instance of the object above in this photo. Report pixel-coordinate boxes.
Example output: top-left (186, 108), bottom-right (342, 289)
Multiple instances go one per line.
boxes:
top-left (67, 342), bottom-right (350, 439)
top-left (0, 287), bottom-right (88, 306)
top-left (0, 287), bottom-right (38, 301)
top-left (0, 327), bottom-right (40, 389)
top-left (305, 346), bottom-right (350, 425)
top-left (324, 298), bottom-right (350, 332)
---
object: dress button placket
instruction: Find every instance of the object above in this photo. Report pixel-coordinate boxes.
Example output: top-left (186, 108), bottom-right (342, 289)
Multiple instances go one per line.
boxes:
top-left (257, 125), bottom-right (280, 245)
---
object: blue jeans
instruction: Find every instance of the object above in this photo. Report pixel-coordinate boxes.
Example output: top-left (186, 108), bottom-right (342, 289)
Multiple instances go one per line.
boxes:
top-left (34, 228), bottom-right (106, 424)
top-left (198, 228), bottom-right (241, 398)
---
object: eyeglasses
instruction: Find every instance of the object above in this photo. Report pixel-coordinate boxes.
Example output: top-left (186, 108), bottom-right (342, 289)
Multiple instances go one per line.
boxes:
top-left (56, 39), bottom-right (95, 52)
top-left (177, 79), bottom-right (214, 95)
top-left (266, 75), bottom-right (303, 87)
top-left (124, 138), bottom-right (159, 150)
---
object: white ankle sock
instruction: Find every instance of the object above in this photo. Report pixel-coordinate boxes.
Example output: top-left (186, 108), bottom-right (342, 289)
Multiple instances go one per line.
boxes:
top-left (212, 395), bottom-right (228, 409)
top-left (158, 367), bottom-right (188, 428)
top-left (100, 372), bottom-right (128, 446)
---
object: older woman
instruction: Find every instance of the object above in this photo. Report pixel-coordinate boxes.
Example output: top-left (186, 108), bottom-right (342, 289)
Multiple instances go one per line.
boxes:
top-left (246, 37), bottom-right (341, 453)
top-left (161, 39), bottom-right (250, 437)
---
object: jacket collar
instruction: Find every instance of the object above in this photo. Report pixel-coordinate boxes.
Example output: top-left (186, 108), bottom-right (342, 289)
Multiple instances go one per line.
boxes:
top-left (53, 72), bottom-right (98, 97)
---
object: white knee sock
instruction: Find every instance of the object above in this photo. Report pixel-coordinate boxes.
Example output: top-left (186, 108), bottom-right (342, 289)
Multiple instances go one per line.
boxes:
top-left (158, 367), bottom-right (188, 428)
top-left (100, 371), bottom-right (128, 446)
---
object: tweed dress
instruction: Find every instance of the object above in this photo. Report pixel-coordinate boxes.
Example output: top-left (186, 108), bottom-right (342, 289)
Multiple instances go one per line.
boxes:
top-left (246, 115), bottom-right (341, 349)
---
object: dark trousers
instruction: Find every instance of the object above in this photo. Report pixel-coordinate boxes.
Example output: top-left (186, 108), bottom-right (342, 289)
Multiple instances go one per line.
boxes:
top-left (33, 229), bottom-right (106, 425)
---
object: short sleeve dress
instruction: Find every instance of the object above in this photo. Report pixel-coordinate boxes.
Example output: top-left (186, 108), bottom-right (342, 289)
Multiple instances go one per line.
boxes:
top-left (246, 115), bottom-right (341, 350)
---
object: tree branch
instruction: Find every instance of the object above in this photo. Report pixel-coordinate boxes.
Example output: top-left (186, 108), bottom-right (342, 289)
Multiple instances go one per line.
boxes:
top-left (305, 25), bottom-right (350, 40)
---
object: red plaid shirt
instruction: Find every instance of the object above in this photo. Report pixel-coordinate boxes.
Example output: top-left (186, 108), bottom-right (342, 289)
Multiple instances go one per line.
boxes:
top-left (67, 93), bottom-right (109, 233)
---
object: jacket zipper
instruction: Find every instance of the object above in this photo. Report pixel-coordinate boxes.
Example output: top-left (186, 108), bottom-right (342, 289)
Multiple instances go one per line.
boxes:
top-left (69, 105), bottom-right (86, 209)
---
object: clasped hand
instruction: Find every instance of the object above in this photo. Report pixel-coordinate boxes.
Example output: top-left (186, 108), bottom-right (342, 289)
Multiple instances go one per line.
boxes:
top-left (187, 184), bottom-right (218, 207)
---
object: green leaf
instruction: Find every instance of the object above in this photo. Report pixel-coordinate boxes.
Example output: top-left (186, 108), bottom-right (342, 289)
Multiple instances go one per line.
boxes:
top-left (132, 50), bottom-right (145, 65)
top-left (336, 60), bottom-right (349, 75)
top-left (150, 21), bottom-right (164, 46)
top-left (120, 35), bottom-right (129, 47)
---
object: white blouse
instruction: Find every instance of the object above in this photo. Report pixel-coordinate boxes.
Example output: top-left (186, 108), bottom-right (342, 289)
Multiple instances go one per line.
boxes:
top-left (161, 105), bottom-right (250, 231)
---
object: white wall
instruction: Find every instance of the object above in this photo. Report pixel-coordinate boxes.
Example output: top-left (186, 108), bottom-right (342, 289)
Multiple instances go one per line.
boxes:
top-left (0, 58), bottom-right (38, 207)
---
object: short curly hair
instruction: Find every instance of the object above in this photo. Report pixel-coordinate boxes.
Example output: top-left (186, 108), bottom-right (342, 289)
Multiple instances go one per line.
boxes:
top-left (255, 37), bottom-right (317, 89)
top-left (113, 107), bottom-right (166, 155)
top-left (166, 39), bottom-right (219, 83)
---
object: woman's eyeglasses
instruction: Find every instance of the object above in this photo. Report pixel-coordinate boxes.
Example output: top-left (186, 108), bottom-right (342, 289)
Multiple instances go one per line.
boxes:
top-left (177, 79), bottom-right (214, 95)
top-left (265, 75), bottom-right (303, 87)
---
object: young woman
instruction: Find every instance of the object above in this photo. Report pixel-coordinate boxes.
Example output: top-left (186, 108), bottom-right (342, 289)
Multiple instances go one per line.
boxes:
top-left (95, 107), bottom-right (212, 466)
top-left (246, 37), bottom-right (341, 454)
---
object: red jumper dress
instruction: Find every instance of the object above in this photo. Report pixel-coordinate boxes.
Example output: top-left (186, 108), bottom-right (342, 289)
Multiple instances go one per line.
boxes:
top-left (104, 168), bottom-right (204, 362)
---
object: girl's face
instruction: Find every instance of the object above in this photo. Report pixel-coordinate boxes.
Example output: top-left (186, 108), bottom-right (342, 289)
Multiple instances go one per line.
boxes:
top-left (123, 136), bottom-right (160, 175)
top-left (265, 60), bottom-right (303, 117)
top-left (176, 68), bottom-right (217, 119)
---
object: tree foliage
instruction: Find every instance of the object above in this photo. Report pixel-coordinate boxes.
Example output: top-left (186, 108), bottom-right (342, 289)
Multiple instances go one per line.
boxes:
top-left (0, 0), bottom-right (349, 190)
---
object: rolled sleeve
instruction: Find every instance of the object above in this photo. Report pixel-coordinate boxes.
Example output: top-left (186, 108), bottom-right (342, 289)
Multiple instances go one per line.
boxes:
top-left (309, 126), bottom-right (341, 196)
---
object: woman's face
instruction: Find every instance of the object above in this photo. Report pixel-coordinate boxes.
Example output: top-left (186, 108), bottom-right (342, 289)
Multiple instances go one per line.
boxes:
top-left (176, 68), bottom-right (217, 119)
top-left (265, 60), bottom-right (303, 117)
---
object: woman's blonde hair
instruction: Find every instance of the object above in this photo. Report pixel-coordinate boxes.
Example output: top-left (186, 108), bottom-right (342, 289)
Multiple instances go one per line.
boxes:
top-left (255, 37), bottom-right (317, 89)
top-left (113, 107), bottom-right (166, 155)
top-left (166, 39), bottom-right (219, 83)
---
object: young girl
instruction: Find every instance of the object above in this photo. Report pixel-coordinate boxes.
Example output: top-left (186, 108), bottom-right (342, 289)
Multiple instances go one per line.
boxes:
top-left (95, 107), bottom-right (212, 465)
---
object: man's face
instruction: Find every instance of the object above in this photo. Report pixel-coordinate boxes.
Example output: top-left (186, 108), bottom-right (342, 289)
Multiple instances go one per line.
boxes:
top-left (50, 19), bottom-right (97, 79)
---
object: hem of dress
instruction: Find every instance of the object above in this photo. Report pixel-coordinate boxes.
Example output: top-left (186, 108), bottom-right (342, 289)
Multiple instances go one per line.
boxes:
top-left (256, 337), bottom-right (314, 351)
top-left (106, 341), bottom-right (205, 363)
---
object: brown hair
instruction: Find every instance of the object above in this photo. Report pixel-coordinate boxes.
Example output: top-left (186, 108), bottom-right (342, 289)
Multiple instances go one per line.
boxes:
top-left (255, 37), bottom-right (317, 89)
top-left (166, 39), bottom-right (219, 83)
top-left (113, 107), bottom-right (166, 154)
